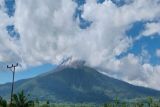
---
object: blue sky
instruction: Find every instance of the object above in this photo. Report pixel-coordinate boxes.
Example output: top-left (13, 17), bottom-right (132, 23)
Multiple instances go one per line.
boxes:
top-left (0, 0), bottom-right (56, 84)
top-left (0, 63), bottom-right (55, 84)
top-left (73, 0), bottom-right (159, 66)
top-left (0, 0), bottom-right (160, 89)
top-left (117, 21), bottom-right (160, 65)
top-left (5, 0), bottom-right (160, 65)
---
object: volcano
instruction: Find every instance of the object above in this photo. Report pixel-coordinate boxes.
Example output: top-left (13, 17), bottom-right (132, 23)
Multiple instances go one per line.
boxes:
top-left (0, 63), bottom-right (160, 103)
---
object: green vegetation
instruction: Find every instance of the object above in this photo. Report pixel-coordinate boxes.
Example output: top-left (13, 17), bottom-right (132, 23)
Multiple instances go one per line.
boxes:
top-left (12, 91), bottom-right (34, 107)
top-left (103, 97), bottom-right (160, 107)
top-left (1, 91), bottom-right (160, 107)
top-left (0, 96), bottom-right (7, 107)
top-left (1, 66), bottom-right (160, 103)
top-left (1, 65), bottom-right (160, 106)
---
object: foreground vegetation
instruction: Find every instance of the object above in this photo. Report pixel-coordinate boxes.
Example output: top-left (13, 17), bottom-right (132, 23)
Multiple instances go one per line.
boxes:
top-left (1, 91), bottom-right (160, 107)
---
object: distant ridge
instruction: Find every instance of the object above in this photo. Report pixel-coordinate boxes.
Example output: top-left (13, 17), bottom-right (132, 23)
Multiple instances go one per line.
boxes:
top-left (0, 63), bottom-right (160, 103)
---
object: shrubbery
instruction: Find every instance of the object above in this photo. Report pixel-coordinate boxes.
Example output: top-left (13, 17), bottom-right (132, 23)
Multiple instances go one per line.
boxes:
top-left (0, 96), bottom-right (7, 107)
top-left (12, 91), bottom-right (34, 107)
top-left (1, 91), bottom-right (160, 107)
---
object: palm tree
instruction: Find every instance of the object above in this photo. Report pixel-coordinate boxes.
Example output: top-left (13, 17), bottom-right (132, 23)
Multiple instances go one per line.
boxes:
top-left (147, 97), bottom-right (153, 107)
top-left (0, 96), bottom-right (7, 107)
top-left (12, 91), bottom-right (34, 107)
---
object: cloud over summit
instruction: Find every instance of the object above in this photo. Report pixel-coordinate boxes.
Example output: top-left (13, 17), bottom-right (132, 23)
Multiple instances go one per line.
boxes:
top-left (0, 0), bottom-right (160, 89)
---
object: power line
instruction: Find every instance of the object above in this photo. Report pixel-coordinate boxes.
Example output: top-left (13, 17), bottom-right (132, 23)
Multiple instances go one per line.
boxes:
top-left (7, 63), bottom-right (18, 106)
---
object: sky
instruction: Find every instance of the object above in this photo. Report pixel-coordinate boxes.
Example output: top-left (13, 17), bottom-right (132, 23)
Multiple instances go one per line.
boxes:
top-left (0, 0), bottom-right (160, 90)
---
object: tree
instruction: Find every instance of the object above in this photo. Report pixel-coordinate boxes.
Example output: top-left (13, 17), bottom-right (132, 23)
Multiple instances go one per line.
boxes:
top-left (0, 96), bottom-right (7, 107)
top-left (147, 97), bottom-right (153, 107)
top-left (12, 90), bottom-right (34, 107)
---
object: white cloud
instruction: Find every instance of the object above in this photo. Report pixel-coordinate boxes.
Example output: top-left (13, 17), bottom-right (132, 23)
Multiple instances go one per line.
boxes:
top-left (142, 64), bottom-right (160, 90)
top-left (0, 0), bottom-right (4, 9)
top-left (80, 0), bottom-right (160, 89)
top-left (0, 1), bottom-right (20, 63)
top-left (12, 0), bottom-right (133, 67)
top-left (13, 0), bottom-right (78, 66)
top-left (156, 49), bottom-right (160, 57)
top-left (6, 0), bottom-right (159, 67)
top-left (103, 54), bottom-right (160, 90)
top-left (0, 0), bottom-right (160, 89)
top-left (142, 22), bottom-right (160, 36)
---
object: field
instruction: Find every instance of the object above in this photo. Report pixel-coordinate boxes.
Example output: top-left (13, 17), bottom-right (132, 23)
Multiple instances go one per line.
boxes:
top-left (1, 91), bottom-right (160, 107)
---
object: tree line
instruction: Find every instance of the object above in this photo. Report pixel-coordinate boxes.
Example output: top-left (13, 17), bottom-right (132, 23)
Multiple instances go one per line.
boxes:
top-left (1, 91), bottom-right (160, 107)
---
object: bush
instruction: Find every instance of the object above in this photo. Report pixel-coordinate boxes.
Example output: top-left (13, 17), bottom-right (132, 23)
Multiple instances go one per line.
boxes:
top-left (0, 96), bottom-right (7, 107)
top-left (12, 90), bottom-right (34, 107)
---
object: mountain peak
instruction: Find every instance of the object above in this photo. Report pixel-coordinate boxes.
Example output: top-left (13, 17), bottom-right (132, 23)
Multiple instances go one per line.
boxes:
top-left (58, 57), bottom-right (86, 69)
top-left (69, 60), bottom-right (86, 68)
top-left (1, 64), bottom-right (160, 103)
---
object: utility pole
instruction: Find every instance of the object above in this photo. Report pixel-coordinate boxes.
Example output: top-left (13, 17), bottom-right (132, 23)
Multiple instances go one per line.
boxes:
top-left (7, 63), bottom-right (18, 106)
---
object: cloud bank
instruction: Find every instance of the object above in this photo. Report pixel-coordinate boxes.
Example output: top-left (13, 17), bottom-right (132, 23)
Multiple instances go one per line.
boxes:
top-left (142, 22), bottom-right (160, 36)
top-left (0, 0), bottom-right (160, 90)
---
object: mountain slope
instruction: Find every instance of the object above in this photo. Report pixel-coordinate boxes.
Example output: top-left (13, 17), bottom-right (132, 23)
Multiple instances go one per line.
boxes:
top-left (0, 65), bottom-right (160, 103)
